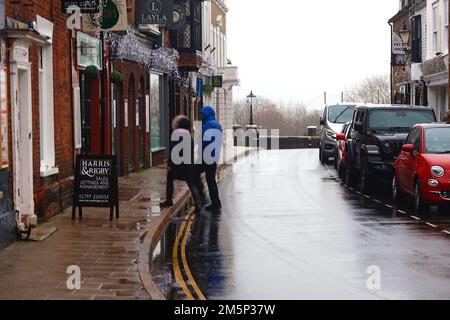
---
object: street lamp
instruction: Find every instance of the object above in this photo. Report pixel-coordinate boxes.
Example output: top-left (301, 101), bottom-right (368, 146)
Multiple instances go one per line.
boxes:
top-left (247, 91), bottom-right (256, 125)
top-left (399, 23), bottom-right (410, 47)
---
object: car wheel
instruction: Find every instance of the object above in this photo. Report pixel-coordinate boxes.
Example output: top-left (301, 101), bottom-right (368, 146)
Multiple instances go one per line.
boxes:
top-left (338, 163), bottom-right (345, 180)
top-left (438, 204), bottom-right (449, 214)
top-left (345, 165), bottom-right (356, 187)
top-left (392, 176), bottom-right (401, 203)
top-left (359, 161), bottom-right (373, 194)
top-left (414, 181), bottom-right (429, 214)
top-left (319, 147), bottom-right (325, 164)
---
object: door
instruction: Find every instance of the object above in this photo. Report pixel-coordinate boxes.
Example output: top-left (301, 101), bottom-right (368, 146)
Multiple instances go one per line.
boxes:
top-left (112, 85), bottom-right (121, 175)
top-left (14, 68), bottom-right (34, 216)
top-left (138, 77), bottom-right (145, 168)
top-left (128, 75), bottom-right (135, 172)
top-left (398, 128), bottom-right (420, 194)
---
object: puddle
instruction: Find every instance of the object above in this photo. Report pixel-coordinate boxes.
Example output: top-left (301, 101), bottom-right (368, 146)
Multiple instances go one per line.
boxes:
top-left (149, 219), bottom-right (186, 299)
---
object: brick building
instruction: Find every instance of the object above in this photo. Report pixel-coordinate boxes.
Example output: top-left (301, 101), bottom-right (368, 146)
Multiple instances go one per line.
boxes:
top-left (3, 1), bottom-right (74, 235)
top-left (389, 0), bottom-right (449, 120)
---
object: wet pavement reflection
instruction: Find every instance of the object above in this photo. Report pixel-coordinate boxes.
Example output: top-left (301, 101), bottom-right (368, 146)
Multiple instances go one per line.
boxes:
top-left (163, 150), bottom-right (450, 300)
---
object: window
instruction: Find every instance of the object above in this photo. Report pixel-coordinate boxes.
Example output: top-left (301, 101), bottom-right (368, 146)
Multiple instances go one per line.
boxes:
top-left (150, 73), bottom-right (162, 150)
top-left (432, 4), bottom-right (438, 53)
top-left (171, 0), bottom-right (202, 51)
top-left (327, 105), bottom-right (356, 124)
top-left (412, 15), bottom-right (422, 62)
top-left (444, 0), bottom-right (449, 53)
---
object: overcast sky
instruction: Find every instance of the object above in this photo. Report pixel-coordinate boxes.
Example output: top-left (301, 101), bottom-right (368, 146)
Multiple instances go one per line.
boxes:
top-left (226, 0), bottom-right (399, 110)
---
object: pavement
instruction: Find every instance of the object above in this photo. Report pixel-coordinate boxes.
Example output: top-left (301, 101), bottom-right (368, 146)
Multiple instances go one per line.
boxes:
top-left (176, 149), bottom-right (450, 300)
top-left (0, 146), bottom-right (254, 300)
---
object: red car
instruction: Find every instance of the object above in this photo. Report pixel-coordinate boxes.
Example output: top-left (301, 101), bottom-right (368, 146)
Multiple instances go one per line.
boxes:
top-left (335, 122), bottom-right (352, 179)
top-left (393, 124), bottom-right (450, 213)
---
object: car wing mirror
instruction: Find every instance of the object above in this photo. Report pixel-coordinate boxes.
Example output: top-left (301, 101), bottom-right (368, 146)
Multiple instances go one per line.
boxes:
top-left (402, 144), bottom-right (415, 153)
top-left (336, 133), bottom-right (346, 141)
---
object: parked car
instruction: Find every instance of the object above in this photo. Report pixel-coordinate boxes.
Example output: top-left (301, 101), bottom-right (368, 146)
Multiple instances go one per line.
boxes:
top-left (335, 122), bottom-right (352, 178)
top-left (319, 104), bottom-right (356, 164)
top-left (346, 104), bottom-right (436, 193)
top-left (393, 124), bottom-right (450, 213)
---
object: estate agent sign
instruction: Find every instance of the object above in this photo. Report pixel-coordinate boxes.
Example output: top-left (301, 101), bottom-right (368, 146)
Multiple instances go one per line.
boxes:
top-left (73, 155), bottom-right (119, 221)
top-left (61, 0), bottom-right (100, 13)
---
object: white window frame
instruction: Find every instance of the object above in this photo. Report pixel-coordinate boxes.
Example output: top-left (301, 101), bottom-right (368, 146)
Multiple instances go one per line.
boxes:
top-left (432, 3), bottom-right (439, 54)
top-left (37, 16), bottom-right (58, 177)
top-left (444, 0), bottom-right (449, 53)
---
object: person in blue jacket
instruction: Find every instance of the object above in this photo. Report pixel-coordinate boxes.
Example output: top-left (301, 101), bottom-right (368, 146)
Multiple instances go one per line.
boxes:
top-left (198, 106), bottom-right (223, 212)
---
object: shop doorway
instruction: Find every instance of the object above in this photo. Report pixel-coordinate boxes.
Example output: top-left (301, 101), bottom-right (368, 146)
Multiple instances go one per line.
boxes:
top-left (138, 77), bottom-right (145, 168)
top-left (128, 75), bottom-right (135, 172)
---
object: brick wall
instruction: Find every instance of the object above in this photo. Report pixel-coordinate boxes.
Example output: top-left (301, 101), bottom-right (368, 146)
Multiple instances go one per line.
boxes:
top-left (6, 0), bottom-right (74, 220)
top-left (112, 60), bottom-right (151, 175)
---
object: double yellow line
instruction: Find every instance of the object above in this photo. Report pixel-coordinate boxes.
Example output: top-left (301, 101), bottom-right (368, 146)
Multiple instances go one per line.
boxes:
top-left (172, 211), bottom-right (206, 300)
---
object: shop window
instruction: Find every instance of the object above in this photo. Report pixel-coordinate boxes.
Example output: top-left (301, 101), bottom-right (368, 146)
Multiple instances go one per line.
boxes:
top-left (150, 73), bottom-right (162, 150)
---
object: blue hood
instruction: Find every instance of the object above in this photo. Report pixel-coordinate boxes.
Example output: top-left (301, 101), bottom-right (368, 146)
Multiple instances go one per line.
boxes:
top-left (200, 106), bottom-right (216, 122)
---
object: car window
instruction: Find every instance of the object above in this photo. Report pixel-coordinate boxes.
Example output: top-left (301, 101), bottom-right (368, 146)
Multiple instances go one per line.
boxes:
top-left (424, 128), bottom-right (450, 154)
top-left (328, 105), bottom-right (355, 124)
top-left (409, 128), bottom-right (421, 152)
top-left (368, 110), bottom-right (435, 131)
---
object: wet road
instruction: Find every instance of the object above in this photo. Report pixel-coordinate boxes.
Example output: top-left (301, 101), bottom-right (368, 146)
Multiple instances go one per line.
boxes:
top-left (182, 149), bottom-right (450, 300)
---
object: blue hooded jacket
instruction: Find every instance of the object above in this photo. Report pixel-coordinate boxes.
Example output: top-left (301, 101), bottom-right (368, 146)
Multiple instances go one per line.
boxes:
top-left (200, 106), bottom-right (223, 164)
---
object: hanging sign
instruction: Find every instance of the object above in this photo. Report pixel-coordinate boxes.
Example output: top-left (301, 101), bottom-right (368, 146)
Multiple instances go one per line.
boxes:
top-left (212, 75), bottom-right (223, 88)
top-left (136, 0), bottom-right (174, 29)
top-left (72, 155), bottom-right (119, 221)
top-left (392, 32), bottom-right (406, 66)
top-left (62, 0), bottom-right (100, 13)
top-left (82, 0), bottom-right (128, 32)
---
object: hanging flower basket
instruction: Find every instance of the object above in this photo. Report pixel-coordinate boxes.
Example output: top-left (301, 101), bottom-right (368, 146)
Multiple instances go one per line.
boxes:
top-left (203, 84), bottom-right (214, 95)
top-left (85, 65), bottom-right (99, 79)
top-left (110, 71), bottom-right (123, 85)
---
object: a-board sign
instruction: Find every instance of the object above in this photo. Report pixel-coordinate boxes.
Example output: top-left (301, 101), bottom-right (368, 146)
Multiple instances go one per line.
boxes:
top-left (73, 155), bottom-right (119, 220)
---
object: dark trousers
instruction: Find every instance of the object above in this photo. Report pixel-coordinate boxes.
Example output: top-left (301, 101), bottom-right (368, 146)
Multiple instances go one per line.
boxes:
top-left (197, 164), bottom-right (221, 208)
top-left (166, 170), bottom-right (203, 211)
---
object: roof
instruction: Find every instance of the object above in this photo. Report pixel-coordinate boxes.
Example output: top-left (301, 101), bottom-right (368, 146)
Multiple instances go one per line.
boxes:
top-left (415, 123), bottom-right (450, 129)
top-left (355, 104), bottom-right (434, 110)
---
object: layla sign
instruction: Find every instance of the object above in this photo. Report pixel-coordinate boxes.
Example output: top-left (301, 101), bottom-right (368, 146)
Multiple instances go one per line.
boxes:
top-left (136, 0), bottom-right (173, 29)
top-left (73, 155), bottom-right (119, 221)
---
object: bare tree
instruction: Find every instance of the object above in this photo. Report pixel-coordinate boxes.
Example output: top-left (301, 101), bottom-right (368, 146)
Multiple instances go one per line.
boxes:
top-left (345, 74), bottom-right (390, 104)
top-left (233, 98), bottom-right (321, 136)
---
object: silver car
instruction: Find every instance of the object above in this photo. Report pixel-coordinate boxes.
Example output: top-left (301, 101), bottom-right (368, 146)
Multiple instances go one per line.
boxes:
top-left (319, 103), bottom-right (356, 164)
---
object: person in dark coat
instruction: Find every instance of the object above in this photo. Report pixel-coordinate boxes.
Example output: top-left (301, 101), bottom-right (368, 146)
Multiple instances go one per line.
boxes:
top-left (197, 106), bottom-right (223, 212)
top-left (160, 116), bottom-right (203, 213)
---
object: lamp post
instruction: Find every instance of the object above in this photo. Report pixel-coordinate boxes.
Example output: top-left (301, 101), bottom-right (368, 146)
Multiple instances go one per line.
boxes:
top-left (399, 23), bottom-right (410, 47)
top-left (247, 91), bottom-right (256, 126)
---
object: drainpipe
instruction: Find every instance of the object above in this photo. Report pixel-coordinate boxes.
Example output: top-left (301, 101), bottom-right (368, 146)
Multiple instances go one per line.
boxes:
top-left (388, 21), bottom-right (394, 104)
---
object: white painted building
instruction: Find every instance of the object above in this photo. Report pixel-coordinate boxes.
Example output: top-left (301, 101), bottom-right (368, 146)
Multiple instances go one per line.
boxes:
top-left (423, 0), bottom-right (448, 121)
top-left (200, 0), bottom-right (239, 152)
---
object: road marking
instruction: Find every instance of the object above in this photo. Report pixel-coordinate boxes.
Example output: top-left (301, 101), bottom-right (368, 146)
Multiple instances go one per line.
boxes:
top-left (172, 215), bottom-right (194, 300)
top-left (181, 214), bottom-right (206, 301)
top-left (426, 223), bottom-right (438, 228)
top-left (411, 216), bottom-right (421, 221)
